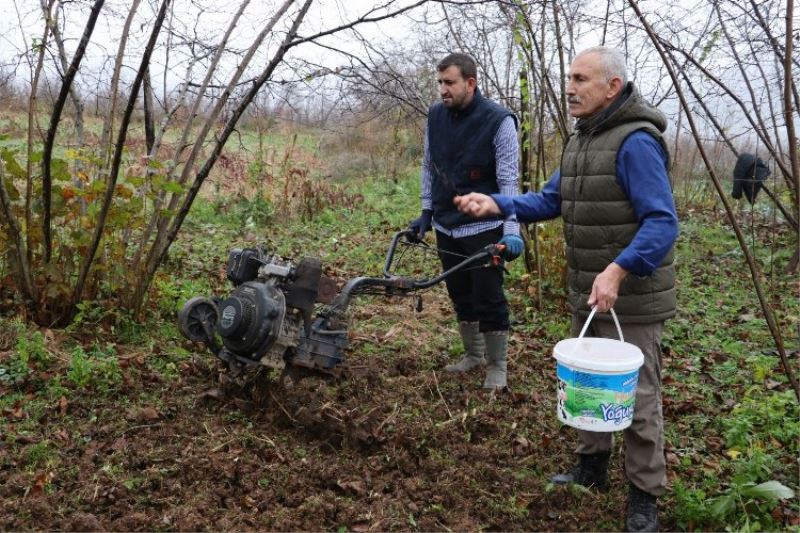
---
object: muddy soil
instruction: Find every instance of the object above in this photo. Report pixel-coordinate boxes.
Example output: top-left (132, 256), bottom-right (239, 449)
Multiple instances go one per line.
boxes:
top-left (1, 288), bottom-right (678, 531)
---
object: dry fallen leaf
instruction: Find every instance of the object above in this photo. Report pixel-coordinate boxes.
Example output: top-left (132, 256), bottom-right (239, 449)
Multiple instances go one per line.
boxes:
top-left (53, 428), bottom-right (70, 442)
top-left (30, 472), bottom-right (48, 496)
top-left (666, 451), bottom-right (680, 465)
top-left (337, 479), bottom-right (366, 495)
top-left (724, 449), bottom-right (741, 459)
top-left (140, 407), bottom-right (160, 421)
top-left (200, 388), bottom-right (226, 402)
top-left (514, 436), bottom-right (530, 448)
top-left (380, 324), bottom-right (401, 343)
top-left (58, 396), bottom-right (68, 415)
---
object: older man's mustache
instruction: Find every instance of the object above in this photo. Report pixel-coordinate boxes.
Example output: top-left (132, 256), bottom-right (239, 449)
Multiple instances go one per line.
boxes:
top-left (567, 95), bottom-right (580, 104)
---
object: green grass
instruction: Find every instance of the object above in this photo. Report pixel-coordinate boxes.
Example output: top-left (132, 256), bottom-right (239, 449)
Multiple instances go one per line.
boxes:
top-left (663, 197), bottom-right (799, 530)
top-left (259, 169), bottom-right (800, 531)
top-left (1, 135), bottom-right (798, 530)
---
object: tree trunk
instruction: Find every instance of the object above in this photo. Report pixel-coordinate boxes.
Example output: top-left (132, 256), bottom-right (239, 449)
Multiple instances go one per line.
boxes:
top-left (26, 0), bottom-right (53, 264)
top-left (132, 0), bottom-right (313, 316)
top-left (71, 0), bottom-right (171, 313)
top-left (48, 2), bottom-right (85, 150)
top-left (627, 0), bottom-right (800, 403)
top-left (100, 0), bottom-right (142, 160)
top-left (0, 160), bottom-right (38, 302)
top-left (143, 68), bottom-right (156, 154)
top-left (41, 0), bottom-right (105, 263)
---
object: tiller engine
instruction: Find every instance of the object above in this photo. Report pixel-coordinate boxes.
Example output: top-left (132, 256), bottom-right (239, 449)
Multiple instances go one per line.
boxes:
top-left (178, 230), bottom-right (508, 374)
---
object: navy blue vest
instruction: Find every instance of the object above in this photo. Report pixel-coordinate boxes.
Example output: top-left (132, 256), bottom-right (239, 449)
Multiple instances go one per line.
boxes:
top-left (428, 89), bottom-right (515, 229)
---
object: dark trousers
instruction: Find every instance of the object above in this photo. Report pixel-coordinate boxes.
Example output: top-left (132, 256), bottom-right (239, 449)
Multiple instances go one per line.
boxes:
top-left (435, 228), bottom-right (509, 332)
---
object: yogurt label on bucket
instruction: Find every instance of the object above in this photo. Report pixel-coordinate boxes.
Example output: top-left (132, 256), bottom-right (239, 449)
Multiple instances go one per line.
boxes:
top-left (600, 403), bottom-right (634, 424)
top-left (556, 363), bottom-right (640, 431)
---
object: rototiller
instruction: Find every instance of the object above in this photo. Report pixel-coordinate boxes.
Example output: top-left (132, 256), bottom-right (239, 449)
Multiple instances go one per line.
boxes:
top-left (178, 229), bottom-right (508, 374)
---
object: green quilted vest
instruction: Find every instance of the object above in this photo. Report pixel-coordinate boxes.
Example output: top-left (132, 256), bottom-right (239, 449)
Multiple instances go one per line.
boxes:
top-left (560, 84), bottom-right (677, 323)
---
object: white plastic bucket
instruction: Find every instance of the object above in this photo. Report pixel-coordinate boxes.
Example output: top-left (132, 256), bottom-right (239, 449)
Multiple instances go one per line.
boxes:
top-left (553, 307), bottom-right (644, 432)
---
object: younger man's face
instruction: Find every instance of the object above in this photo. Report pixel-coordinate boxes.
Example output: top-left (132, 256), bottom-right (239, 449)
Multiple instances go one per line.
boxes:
top-left (437, 65), bottom-right (476, 110)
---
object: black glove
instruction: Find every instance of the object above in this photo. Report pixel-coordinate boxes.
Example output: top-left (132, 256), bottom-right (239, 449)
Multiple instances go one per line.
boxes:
top-left (407, 209), bottom-right (433, 242)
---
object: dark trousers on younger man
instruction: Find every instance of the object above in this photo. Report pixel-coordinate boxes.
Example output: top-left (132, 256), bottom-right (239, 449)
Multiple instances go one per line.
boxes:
top-left (435, 228), bottom-right (509, 333)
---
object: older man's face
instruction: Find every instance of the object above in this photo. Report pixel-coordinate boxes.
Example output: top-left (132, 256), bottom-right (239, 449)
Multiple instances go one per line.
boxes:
top-left (566, 52), bottom-right (621, 119)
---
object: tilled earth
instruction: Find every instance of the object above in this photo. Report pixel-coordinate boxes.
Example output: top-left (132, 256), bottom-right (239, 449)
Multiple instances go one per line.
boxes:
top-left (0, 288), bottom-right (680, 531)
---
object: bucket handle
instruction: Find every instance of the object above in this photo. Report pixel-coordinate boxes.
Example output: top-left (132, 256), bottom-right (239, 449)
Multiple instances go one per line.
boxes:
top-left (577, 306), bottom-right (624, 343)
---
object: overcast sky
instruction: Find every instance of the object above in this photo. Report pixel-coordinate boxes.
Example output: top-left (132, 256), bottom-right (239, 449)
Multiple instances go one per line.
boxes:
top-left (0, 0), bottom-right (792, 148)
top-left (0, 0), bottom-right (419, 72)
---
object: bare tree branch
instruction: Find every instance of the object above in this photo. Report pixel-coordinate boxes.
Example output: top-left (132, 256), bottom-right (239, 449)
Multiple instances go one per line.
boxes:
top-left (132, 0), bottom-right (315, 314)
top-left (71, 0), bottom-right (171, 308)
top-left (23, 0), bottom-right (53, 265)
top-left (627, 0), bottom-right (800, 403)
top-left (0, 159), bottom-right (38, 302)
top-left (41, 0), bottom-right (105, 263)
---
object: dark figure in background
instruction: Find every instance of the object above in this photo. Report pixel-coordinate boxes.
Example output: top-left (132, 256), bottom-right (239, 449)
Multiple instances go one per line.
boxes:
top-left (454, 46), bottom-right (679, 532)
top-left (408, 52), bottom-right (523, 390)
top-left (731, 152), bottom-right (769, 204)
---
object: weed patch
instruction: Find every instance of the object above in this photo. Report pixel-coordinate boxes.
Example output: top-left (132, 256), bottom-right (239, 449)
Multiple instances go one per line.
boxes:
top-left (0, 157), bottom-right (798, 531)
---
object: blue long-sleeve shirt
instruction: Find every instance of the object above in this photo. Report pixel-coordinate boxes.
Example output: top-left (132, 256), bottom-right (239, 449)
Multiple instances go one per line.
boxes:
top-left (492, 131), bottom-right (679, 277)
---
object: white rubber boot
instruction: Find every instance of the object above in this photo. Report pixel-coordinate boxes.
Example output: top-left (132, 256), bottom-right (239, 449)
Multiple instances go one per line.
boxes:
top-left (444, 321), bottom-right (486, 373)
top-left (482, 331), bottom-right (508, 389)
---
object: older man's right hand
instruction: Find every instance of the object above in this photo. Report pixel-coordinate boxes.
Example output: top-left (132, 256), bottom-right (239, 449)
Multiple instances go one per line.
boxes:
top-left (453, 193), bottom-right (501, 218)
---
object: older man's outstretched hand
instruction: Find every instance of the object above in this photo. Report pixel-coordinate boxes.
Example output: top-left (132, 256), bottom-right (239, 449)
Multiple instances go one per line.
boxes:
top-left (453, 193), bottom-right (501, 218)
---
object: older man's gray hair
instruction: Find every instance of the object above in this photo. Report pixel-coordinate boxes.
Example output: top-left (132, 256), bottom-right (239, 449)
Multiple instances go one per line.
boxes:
top-left (576, 46), bottom-right (628, 86)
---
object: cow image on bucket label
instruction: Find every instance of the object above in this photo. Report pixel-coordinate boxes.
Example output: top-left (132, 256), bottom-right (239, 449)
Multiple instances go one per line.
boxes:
top-left (556, 364), bottom-right (639, 431)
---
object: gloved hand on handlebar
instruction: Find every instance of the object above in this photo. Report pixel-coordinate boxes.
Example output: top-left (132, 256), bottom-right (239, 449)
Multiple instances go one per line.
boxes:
top-left (407, 209), bottom-right (433, 243)
top-left (498, 234), bottom-right (524, 261)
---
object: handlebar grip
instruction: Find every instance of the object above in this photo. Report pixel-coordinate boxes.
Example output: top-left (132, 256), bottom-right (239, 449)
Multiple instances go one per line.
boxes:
top-left (492, 243), bottom-right (506, 266)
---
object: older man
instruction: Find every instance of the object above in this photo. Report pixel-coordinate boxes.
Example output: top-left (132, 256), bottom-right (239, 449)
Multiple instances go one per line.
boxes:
top-left (454, 46), bottom-right (678, 532)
